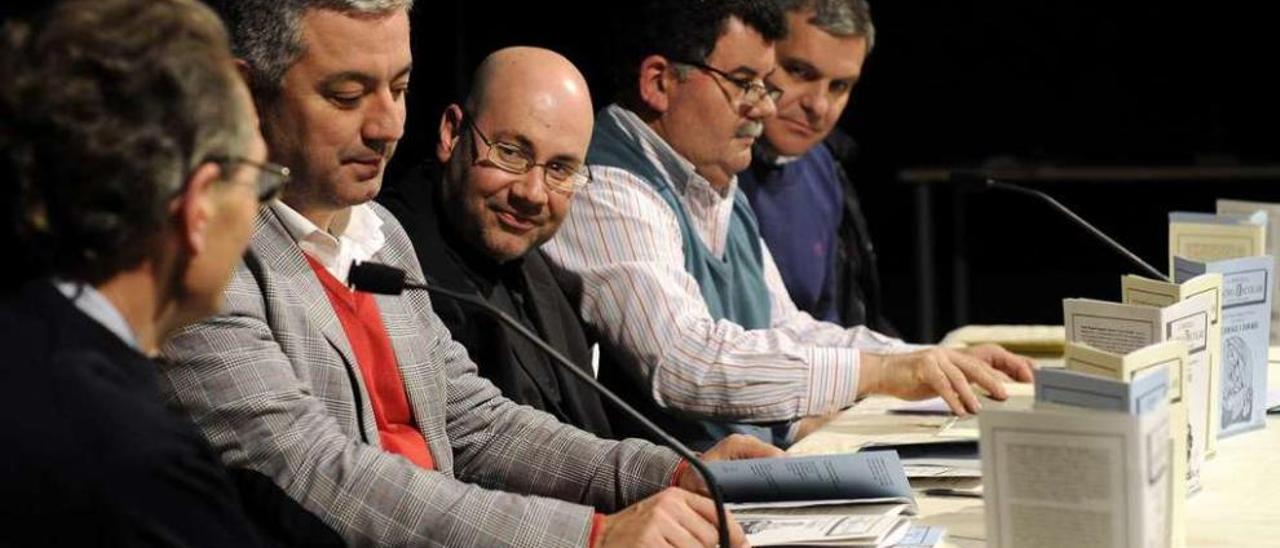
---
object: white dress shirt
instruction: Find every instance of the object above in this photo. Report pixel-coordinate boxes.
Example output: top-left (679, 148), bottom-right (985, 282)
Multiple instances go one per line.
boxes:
top-left (271, 201), bottom-right (386, 283)
top-left (543, 105), bottom-right (918, 425)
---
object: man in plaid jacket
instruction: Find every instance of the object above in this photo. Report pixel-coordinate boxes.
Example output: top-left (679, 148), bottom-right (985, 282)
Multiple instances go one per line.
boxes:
top-left (159, 1), bottom-right (780, 546)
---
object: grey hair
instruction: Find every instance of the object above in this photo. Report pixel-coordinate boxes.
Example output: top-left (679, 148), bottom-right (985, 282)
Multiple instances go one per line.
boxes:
top-left (216, 0), bottom-right (414, 97)
top-left (777, 0), bottom-right (875, 51)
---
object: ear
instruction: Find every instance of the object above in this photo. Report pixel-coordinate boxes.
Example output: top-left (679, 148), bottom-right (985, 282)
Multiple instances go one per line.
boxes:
top-left (436, 104), bottom-right (465, 164)
top-left (638, 55), bottom-right (674, 114)
top-left (172, 162), bottom-right (222, 257)
top-left (233, 58), bottom-right (253, 85)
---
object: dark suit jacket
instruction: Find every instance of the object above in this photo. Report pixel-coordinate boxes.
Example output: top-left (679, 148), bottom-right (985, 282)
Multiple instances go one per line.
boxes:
top-left (0, 282), bottom-right (336, 546)
top-left (379, 164), bottom-right (615, 438)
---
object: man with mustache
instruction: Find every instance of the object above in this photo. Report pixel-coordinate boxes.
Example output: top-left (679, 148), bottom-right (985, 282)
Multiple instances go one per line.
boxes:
top-left (738, 0), bottom-right (891, 334)
top-left (379, 47), bottom-right (614, 439)
top-left (543, 0), bottom-right (1035, 450)
top-left (159, 1), bottom-right (777, 545)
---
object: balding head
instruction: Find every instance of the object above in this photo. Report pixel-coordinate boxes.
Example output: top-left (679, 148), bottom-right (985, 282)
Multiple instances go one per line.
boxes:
top-left (465, 46), bottom-right (593, 139)
top-left (436, 46), bottom-right (595, 263)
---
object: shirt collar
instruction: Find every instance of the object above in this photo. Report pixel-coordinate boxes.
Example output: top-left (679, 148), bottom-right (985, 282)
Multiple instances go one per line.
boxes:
top-left (271, 200), bottom-right (386, 281)
top-left (604, 104), bottom-right (738, 199)
top-left (52, 280), bottom-right (140, 351)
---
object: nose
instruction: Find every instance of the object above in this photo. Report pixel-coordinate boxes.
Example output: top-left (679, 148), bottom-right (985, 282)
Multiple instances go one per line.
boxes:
top-left (362, 87), bottom-right (406, 147)
top-left (800, 87), bottom-right (830, 120)
top-left (508, 167), bottom-right (549, 212)
top-left (747, 92), bottom-right (778, 120)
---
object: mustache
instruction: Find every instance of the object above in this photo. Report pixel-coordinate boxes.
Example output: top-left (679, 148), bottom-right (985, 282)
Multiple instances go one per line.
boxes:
top-left (736, 120), bottom-right (764, 139)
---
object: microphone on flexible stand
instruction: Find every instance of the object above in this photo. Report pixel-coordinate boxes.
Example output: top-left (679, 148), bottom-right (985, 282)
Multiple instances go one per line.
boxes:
top-left (950, 172), bottom-right (1170, 282)
top-left (348, 261), bottom-right (734, 548)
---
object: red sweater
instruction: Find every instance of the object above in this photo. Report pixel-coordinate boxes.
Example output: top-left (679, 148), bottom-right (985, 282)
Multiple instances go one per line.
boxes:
top-left (307, 257), bottom-right (434, 470)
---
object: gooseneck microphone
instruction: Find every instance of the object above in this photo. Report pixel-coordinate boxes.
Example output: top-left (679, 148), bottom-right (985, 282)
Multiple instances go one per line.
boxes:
top-left (953, 173), bottom-right (1170, 282)
top-left (348, 261), bottom-right (733, 548)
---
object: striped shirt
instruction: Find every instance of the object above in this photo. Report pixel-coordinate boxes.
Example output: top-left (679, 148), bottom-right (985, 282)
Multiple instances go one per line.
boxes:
top-left (543, 105), bottom-right (919, 425)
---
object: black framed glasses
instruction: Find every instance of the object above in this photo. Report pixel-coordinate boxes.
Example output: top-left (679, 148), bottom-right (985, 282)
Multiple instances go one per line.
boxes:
top-left (461, 112), bottom-right (592, 195)
top-left (671, 59), bottom-right (783, 107)
top-left (208, 155), bottom-right (290, 203)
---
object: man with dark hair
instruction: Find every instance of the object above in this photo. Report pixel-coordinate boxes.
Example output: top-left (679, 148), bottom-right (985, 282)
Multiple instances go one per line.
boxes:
top-left (379, 47), bottom-right (614, 438)
top-left (543, 0), bottom-right (1035, 450)
top-left (738, 0), bottom-right (891, 332)
top-left (0, 0), bottom-right (306, 544)
top-left (160, 1), bottom-right (775, 546)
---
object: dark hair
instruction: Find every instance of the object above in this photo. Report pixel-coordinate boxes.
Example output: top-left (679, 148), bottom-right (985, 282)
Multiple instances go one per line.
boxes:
top-left (0, 0), bottom-right (251, 285)
top-left (611, 0), bottom-right (787, 100)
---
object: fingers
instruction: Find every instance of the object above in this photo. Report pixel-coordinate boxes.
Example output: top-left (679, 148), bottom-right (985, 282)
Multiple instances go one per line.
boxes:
top-left (682, 492), bottom-right (748, 548)
top-left (947, 349), bottom-right (1008, 401)
top-left (970, 344), bottom-right (1036, 383)
top-left (678, 490), bottom-right (736, 547)
top-left (716, 434), bottom-right (784, 460)
top-left (938, 355), bottom-right (982, 415)
top-left (918, 357), bottom-right (967, 415)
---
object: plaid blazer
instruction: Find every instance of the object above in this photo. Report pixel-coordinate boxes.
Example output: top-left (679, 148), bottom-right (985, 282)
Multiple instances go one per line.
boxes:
top-left (159, 204), bottom-right (679, 547)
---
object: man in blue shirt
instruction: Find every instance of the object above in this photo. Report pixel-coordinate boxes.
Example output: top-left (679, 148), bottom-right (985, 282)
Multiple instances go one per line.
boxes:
top-left (739, 0), bottom-right (893, 333)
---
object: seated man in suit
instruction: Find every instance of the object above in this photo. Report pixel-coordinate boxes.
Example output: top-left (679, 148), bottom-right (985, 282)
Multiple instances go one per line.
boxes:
top-left (0, 0), bottom-right (330, 544)
top-left (543, 0), bottom-right (1035, 451)
top-left (160, 1), bottom-right (777, 546)
top-left (379, 47), bottom-right (614, 439)
top-left (739, 0), bottom-right (896, 334)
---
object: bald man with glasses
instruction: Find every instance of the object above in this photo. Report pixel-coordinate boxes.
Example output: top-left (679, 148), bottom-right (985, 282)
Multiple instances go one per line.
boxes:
top-left (379, 46), bottom-right (615, 438)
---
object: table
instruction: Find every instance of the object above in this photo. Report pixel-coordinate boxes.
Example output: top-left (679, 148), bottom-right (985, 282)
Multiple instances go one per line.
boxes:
top-left (789, 383), bottom-right (1280, 547)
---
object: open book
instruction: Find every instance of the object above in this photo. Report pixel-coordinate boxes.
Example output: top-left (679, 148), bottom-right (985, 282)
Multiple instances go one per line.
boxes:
top-left (707, 452), bottom-right (918, 546)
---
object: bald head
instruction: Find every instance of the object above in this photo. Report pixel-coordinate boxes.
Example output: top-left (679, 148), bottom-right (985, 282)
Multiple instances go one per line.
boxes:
top-left (436, 46), bottom-right (596, 263)
top-left (466, 46), bottom-right (593, 131)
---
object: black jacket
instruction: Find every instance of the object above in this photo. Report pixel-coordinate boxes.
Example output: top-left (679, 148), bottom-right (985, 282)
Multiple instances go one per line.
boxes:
top-left (0, 281), bottom-right (340, 547)
top-left (379, 164), bottom-right (615, 438)
top-left (824, 130), bottom-right (897, 337)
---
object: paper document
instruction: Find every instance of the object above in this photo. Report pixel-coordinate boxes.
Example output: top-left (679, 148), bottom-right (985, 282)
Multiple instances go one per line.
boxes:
top-left (891, 524), bottom-right (946, 547)
top-left (1175, 255), bottom-right (1273, 437)
top-left (1119, 272), bottom-right (1224, 452)
top-left (1063, 295), bottom-right (1211, 493)
top-left (1168, 210), bottom-right (1266, 274)
top-left (981, 405), bottom-right (1172, 548)
top-left (1216, 199), bottom-right (1280, 343)
top-left (739, 514), bottom-right (910, 547)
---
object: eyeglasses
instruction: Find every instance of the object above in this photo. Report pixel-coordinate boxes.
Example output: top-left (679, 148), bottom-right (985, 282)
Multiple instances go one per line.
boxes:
top-left (208, 155), bottom-right (290, 203)
top-left (672, 59), bottom-right (783, 107)
top-left (461, 113), bottom-right (592, 195)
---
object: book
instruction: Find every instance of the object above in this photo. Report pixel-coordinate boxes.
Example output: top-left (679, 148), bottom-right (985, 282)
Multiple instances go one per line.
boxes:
top-left (1216, 199), bottom-right (1280, 343)
top-left (1037, 356), bottom-right (1170, 415)
top-left (1063, 295), bottom-right (1212, 495)
top-left (708, 452), bottom-right (918, 547)
top-left (980, 403), bottom-right (1172, 548)
top-left (1119, 272), bottom-right (1224, 453)
top-left (1174, 255), bottom-right (1273, 437)
top-left (1167, 210), bottom-right (1266, 274)
top-left (1059, 340), bottom-right (1189, 548)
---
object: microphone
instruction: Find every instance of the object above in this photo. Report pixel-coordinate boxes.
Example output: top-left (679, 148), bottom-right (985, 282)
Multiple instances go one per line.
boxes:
top-left (348, 261), bottom-right (734, 548)
top-left (952, 173), bottom-right (1170, 282)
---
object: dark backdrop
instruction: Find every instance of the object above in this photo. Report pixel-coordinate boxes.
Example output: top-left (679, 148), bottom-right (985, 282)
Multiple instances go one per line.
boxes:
top-left (5, 2), bottom-right (1279, 341)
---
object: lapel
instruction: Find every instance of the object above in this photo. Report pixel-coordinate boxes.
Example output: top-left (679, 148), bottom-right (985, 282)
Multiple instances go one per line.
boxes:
top-left (365, 204), bottom-right (454, 475)
top-left (255, 207), bottom-right (380, 443)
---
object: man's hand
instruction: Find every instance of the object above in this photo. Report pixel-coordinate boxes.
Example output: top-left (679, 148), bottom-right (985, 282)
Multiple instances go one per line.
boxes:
top-left (675, 434), bottom-right (783, 494)
top-left (960, 343), bottom-right (1035, 383)
top-left (859, 345), bottom-right (1035, 416)
top-left (597, 487), bottom-right (748, 548)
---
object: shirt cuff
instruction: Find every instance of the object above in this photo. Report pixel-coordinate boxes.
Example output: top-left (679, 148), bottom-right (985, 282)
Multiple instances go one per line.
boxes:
top-left (803, 346), bottom-right (861, 416)
top-left (668, 458), bottom-right (692, 487)
top-left (588, 512), bottom-right (607, 548)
